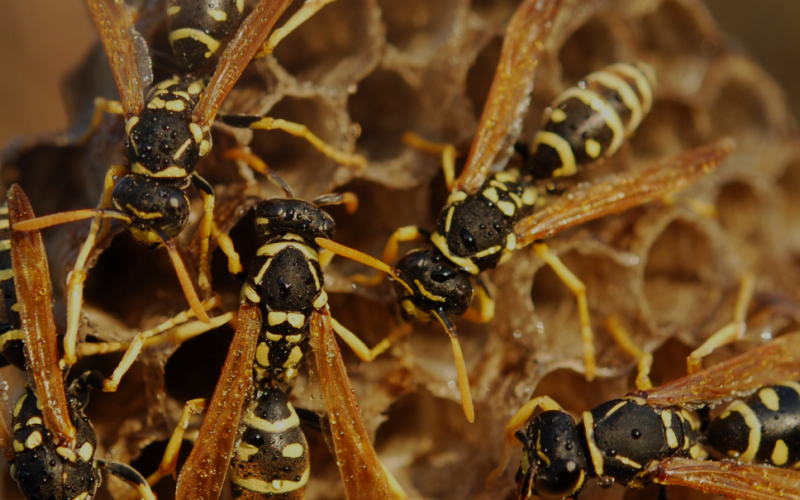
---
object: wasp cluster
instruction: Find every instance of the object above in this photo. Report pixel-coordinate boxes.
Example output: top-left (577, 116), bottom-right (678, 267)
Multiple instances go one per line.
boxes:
top-left (1, 0), bottom-right (799, 499)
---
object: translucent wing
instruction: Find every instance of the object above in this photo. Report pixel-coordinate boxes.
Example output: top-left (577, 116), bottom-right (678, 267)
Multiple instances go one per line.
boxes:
top-left (639, 331), bottom-right (800, 409)
top-left (8, 185), bottom-right (76, 446)
top-left (85, 0), bottom-right (151, 117)
top-left (192, 0), bottom-right (294, 130)
top-left (651, 458), bottom-right (800, 500)
top-left (514, 139), bottom-right (735, 247)
top-left (0, 371), bottom-right (13, 457)
top-left (175, 304), bottom-right (260, 500)
top-left (456, 0), bottom-right (561, 194)
top-left (308, 308), bottom-right (397, 500)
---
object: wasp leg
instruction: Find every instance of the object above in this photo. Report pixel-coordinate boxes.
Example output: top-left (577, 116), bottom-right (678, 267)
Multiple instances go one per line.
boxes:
top-left (76, 97), bottom-right (124, 144)
top-left (352, 225), bottom-right (429, 286)
top-left (331, 317), bottom-right (412, 362)
top-left (146, 398), bottom-right (208, 491)
top-left (463, 278), bottom-right (495, 324)
top-left (605, 315), bottom-right (653, 391)
top-left (402, 132), bottom-right (458, 191)
top-left (64, 165), bottom-right (128, 366)
top-left (210, 220), bottom-right (243, 277)
top-left (220, 115), bottom-right (367, 169)
top-left (191, 174), bottom-right (217, 292)
top-left (533, 243), bottom-right (596, 381)
top-left (686, 272), bottom-right (755, 374)
top-left (223, 148), bottom-right (294, 197)
top-left (256, 0), bottom-right (341, 57)
top-left (486, 395), bottom-right (564, 486)
top-left (97, 459), bottom-right (156, 500)
top-left (312, 192), bottom-right (359, 214)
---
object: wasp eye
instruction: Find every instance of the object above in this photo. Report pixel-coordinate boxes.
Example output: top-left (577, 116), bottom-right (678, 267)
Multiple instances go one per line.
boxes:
top-left (431, 267), bottom-right (456, 282)
top-left (535, 459), bottom-right (584, 498)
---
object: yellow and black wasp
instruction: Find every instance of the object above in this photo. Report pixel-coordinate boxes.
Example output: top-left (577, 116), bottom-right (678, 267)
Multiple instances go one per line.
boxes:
top-left (316, 0), bottom-right (733, 422)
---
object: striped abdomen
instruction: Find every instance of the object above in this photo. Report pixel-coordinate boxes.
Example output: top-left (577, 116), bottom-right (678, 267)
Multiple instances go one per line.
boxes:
top-left (706, 382), bottom-right (800, 468)
top-left (527, 62), bottom-right (656, 179)
top-left (229, 387), bottom-right (310, 499)
top-left (166, 0), bottom-right (245, 73)
top-left (0, 203), bottom-right (24, 370)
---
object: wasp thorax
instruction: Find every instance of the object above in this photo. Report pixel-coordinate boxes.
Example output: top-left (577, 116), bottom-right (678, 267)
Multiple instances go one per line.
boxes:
top-left (394, 250), bottom-right (474, 319)
top-left (255, 199), bottom-right (336, 243)
top-left (520, 411), bottom-right (587, 499)
top-left (112, 175), bottom-right (191, 245)
top-left (127, 78), bottom-right (209, 179)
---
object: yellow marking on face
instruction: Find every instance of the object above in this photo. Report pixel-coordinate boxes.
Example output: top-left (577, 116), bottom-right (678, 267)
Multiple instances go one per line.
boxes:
top-left (0, 268), bottom-right (15, 282)
top-left (582, 412), bottom-right (604, 477)
top-left (532, 131), bottom-right (576, 177)
top-left (257, 241), bottom-right (319, 262)
top-left (125, 116), bottom-right (139, 134)
top-left (587, 69), bottom-right (644, 133)
top-left (430, 232), bottom-right (479, 275)
top-left (24, 416), bottom-right (42, 427)
top-left (157, 78), bottom-right (180, 90)
top-left (444, 207), bottom-right (455, 233)
top-left (230, 467), bottom-right (310, 494)
top-left (313, 290), bottom-right (328, 309)
top-left (173, 138), bottom-right (193, 160)
top-left (13, 440), bottom-right (24, 453)
top-left (244, 286), bottom-right (261, 303)
top-left (265, 331), bottom-right (282, 342)
top-left (168, 28), bottom-right (221, 58)
top-left (728, 400), bottom-right (762, 463)
top-left (73, 491), bottom-right (90, 500)
top-left (282, 443), bottom-right (305, 458)
top-left (268, 311), bottom-right (287, 326)
top-left (131, 163), bottom-right (188, 178)
top-left (759, 387), bottom-right (780, 411)
top-left (482, 187), bottom-right (500, 203)
top-left (165, 99), bottom-right (186, 112)
top-left (535, 431), bottom-right (551, 466)
top-left (474, 245), bottom-right (502, 259)
top-left (13, 393), bottom-right (26, 417)
top-left (490, 180), bottom-right (509, 191)
top-left (614, 455), bottom-right (642, 469)
top-left (604, 401), bottom-right (627, 417)
top-left (446, 190), bottom-right (468, 205)
top-left (245, 405), bottom-right (299, 432)
top-left (78, 442), bottom-right (94, 461)
top-left (401, 299), bottom-right (432, 322)
top-left (285, 334), bottom-right (302, 343)
top-left (236, 442), bottom-right (259, 461)
top-left (256, 342), bottom-right (270, 367)
top-left (125, 205), bottom-right (163, 220)
top-left (556, 88), bottom-right (624, 157)
top-left (413, 280), bottom-right (445, 302)
top-left (208, 8), bottom-right (227, 21)
top-left (287, 313), bottom-right (305, 329)
top-left (147, 97), bottom-right (167, 110)
top-left (772, 439), bottom-right (789, 466)
top-left (497, 200), bottom-right (516, 217)
top-left (585, 139), bottom-right (602, 159)
top-left (284, 346), bottom-right (303, 367)
top-left (167, 5), bottom-right (180, 15)
top-left (57, 446), bottom-right (77, 461)
top-left (549, 108), bottom-right (568, 123)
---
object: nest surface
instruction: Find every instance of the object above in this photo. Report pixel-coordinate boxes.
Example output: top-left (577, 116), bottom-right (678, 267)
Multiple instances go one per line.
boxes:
top-left (2, 0), bottom-right (800, 499)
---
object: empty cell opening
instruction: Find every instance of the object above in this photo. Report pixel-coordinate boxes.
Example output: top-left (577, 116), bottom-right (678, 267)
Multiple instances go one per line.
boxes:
top-left (348, 69), bottom-right (423, 161)
top-left (379, 0), bottom-right (458, 54)
top-left (629, 99), bottom-right (701, 162)
top-left (164, 322), bottom-right (235, 403)
top-left (641, 0), bottom-right (710, 57)
top-left (777, 159), bottom-right (800, 251)
top-left (131, 438), bottom-right (193, 500)
top-left (716, 181), bottom-right (762, 244)
top-left (272, 0), bottom-right (372, 83)
top-left (465, 36), bottom-right (503, 123)
top-left (711, 79), bottom-right (771, 138)
top-left (559, 17), bottom-right (619, 83)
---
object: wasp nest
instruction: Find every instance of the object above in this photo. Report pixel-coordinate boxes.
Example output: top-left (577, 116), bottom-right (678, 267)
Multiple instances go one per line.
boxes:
top-left (1, 0), bottom-right (799, 499)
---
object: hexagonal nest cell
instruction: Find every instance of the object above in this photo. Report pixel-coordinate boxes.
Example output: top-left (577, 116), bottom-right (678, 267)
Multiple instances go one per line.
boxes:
top-left (2, 1), bottom-right (800, 500)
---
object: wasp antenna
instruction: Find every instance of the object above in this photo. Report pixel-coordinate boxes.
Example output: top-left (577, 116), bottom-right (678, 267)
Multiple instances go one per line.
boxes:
top-left (152, 227), bottom-right (210, 324)
top-left (433, 310), bottom-right (475, 423)
top-left (312, 192), bottom-right (359, 214)
top-left (313, 238), bottom-right (415, 293)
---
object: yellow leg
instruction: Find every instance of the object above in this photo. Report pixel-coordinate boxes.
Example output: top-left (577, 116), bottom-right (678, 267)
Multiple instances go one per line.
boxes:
top-left (402, 132), bottom-right (458, 191)
top-left (533, 243), bottom-right (596, 381)
top-left (331, 318), bottom-right (412, 362)
top-left (210, 221), bottom-right (243, 276)
top-left (462, 283), bottom-right (495, 324)
top-left (77, 97), bottom-right (124, 145)
top-left (486, 395), bottom-right (564, 486)
top-left (605, 315), bottom-right (653, 391)
top-left (256, 0), bottom-right (340, 57)
top-left (196, 189), bottom-right (215, 292)
top-left (245, 117), bottom-right (367, 169)
top-left (63, 165), bottom-right (127, 366)
top-left (686, 272), bottom-right (755, 374)
top-left (223, 148), bottom-right (294, 197)
top-left (351, 226), bottom-right (426, 286)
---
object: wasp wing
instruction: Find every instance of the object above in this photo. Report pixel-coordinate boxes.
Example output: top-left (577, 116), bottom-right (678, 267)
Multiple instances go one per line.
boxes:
top-left (192, 0), bottom-right (294, 130)
top-left (308, 308), bottom-right (398, 500)
top-left (85, 0), bottom-right (152, 117)
top-left (651, 458), bottom-right (800, 500)
top-left (514, 139), bottom-right (734, 248)
top-left (8, 185), bottom-right (76, 446)
top-left (0, 371), bottom-right (13, 457)
top-left (639, 331), bottom-right (800, 409)
top-left (175, 304), bottom-right (260, 500)
top-left (455, 0), bottom-right (561, 194)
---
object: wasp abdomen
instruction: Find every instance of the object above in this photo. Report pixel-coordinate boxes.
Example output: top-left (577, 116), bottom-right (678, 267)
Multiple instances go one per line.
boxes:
top-left (0, 203), bottom-right (24, 370)
top-left (528, 62), bottom-right (656, 179)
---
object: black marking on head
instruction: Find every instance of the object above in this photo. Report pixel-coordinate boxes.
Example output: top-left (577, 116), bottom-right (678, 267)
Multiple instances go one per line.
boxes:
top-left (521, 410), bottom-right (587, 498)
top-left (112, 175), bottom-right (191, 240)
top-left (255, 199), bottom-right (336, 243)
top-left (393, 250), bottom-right (474, 319)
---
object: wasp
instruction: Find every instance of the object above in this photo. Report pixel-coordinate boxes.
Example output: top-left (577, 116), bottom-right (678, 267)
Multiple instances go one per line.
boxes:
top-left (0, 185), bottom-right (157, 500)
top-left (487, 329), bottom-right (800, 500)
top-left (315, 0), bottom-right (733, 422)
top-left (125, 194), bottom-right (404, 500)
top-left (14, 0), bottom-right (364, 370)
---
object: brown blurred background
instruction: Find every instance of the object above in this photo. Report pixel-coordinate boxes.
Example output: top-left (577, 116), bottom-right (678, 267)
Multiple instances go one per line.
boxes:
top-left (0, 0), bottom-right (798, 148)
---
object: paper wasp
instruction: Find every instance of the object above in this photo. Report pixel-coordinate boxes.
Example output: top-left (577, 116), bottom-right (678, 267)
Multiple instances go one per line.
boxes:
top-left (129, 194), bottom-right (403, 500)
top-left (13, 0), bottom-right (364, 370)
top-left (487, 329), bottom-right (800, 500)
top-left (0, 185), bottom-right (157, 500)
top-left (315, 0), bottom-right (733, 422)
